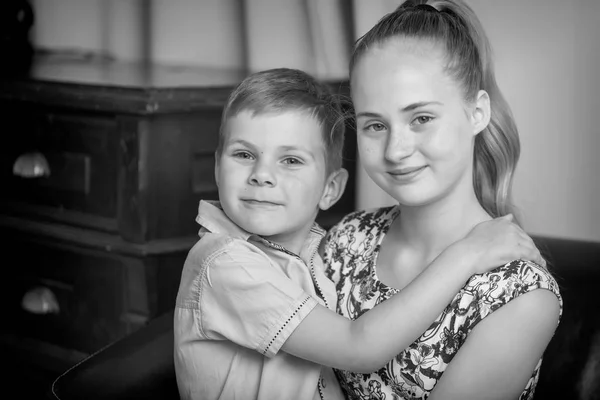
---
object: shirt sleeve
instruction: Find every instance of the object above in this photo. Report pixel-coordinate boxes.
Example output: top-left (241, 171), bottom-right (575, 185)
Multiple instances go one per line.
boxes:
top-left (197, 240), bottom-right (318, 358)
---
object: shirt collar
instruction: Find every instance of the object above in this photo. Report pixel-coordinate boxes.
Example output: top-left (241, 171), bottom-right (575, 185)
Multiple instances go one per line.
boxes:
top-left (196, 200), bottom-right (253, 240)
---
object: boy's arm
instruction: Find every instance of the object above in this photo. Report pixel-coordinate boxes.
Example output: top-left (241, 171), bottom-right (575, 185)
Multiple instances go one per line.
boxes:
top-left (283, 241), bottom-right (476, 372)
top-left (282, 215), bottom-right (545, 372)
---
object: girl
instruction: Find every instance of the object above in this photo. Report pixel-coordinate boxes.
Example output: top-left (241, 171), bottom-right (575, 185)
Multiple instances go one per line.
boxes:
top-left (323, 1), bottom-right (563, 399)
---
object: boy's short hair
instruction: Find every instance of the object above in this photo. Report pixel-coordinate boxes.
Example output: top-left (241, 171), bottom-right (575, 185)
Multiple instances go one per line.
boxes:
top-left (216, 68), bottom-right (346, 174)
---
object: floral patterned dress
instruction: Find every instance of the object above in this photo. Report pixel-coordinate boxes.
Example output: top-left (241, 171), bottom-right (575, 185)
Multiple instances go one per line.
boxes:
top-left (322, 206), bottom-right (563, 400)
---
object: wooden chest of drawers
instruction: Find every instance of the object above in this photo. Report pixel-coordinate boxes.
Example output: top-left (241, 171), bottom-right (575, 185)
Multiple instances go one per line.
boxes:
top-left (0, 56), bottom-right (357, 378)
top-left (0, 57), bottom-right (246, 375)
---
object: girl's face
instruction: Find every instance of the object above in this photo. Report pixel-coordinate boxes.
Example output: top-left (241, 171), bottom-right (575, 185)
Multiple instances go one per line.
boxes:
top-left (351, 37), bottom-right (489, 209)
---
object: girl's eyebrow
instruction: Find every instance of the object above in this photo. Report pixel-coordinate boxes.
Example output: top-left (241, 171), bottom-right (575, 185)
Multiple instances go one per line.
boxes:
top-left (400, 101), bottom-right (444, 112)
top-left (356, 101), bottom-right (444, 119)
top-left (356, 111), bottom-right (382, 119)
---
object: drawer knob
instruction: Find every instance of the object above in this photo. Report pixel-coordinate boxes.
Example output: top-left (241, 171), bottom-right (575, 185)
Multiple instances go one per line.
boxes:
top-left (21, 286), bottom-right (60, 315)
top-left (13, 151), bottom-right (51, 178)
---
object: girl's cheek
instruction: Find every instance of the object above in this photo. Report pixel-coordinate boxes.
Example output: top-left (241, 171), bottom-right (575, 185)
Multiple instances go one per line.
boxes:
top-left (419, 130), bottom-right (444, 155)
top-left (358, 140), bottom-right (378, 156)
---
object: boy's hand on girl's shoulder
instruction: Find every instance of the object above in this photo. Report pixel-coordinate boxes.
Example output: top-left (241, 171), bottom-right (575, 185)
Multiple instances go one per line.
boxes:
top-left (453, 214), bottom-right (545, 275)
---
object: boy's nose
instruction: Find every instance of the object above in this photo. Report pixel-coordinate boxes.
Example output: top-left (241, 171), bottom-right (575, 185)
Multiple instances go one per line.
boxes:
top-left (249, 164), bottom-right (276, 187)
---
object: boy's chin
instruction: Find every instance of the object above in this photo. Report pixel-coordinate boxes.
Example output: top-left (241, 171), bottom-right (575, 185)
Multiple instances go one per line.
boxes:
top-left (238, 221), bottom-right (283, 237)
top-left (250, 227), bottom-right (286, 238)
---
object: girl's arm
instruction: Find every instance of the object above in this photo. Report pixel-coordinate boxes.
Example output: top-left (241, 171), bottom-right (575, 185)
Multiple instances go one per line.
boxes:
top-left (282, 215), bottom-right (545, 372)
top-left (427, 289), bottom-right (560, 400)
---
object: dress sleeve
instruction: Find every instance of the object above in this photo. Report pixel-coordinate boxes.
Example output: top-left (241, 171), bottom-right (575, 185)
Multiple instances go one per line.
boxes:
top-left (198, 241), bottom-right (318, 358)
top-left (463, 259), bottom-right (563, 328)
top-left (321, 224), bottom-right (339, 280)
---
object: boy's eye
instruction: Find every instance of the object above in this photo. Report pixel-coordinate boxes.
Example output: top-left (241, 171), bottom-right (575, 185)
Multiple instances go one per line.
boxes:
top-left (412, 116), bottom-right (433, 125)
top-left (283, 157), bottom-right (303, 165)
top-left (232, 151), bottom-right (254, 160)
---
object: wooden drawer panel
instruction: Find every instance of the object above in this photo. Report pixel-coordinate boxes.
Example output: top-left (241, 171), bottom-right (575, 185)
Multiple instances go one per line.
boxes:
top-left (0, 106), bottom-right (119, 231)
top-left (0, 236), bottom-right (135, 354)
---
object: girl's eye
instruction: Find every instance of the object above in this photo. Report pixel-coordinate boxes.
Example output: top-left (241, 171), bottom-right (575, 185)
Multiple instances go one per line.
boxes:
top-left (364, 123), bottom-right (386, 132)
top-left (413, 116), bottom-right (433, 125)
top-left (233, 151), bottom-right (253, 160)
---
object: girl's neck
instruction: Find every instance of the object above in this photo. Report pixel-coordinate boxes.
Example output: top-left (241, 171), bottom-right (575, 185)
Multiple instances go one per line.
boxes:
top-left (393, 191), bottom-right (492, 260)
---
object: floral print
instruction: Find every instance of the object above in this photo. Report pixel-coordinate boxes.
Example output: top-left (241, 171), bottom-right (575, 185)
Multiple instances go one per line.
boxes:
top-left (323, 206), bottom-right (563, 400)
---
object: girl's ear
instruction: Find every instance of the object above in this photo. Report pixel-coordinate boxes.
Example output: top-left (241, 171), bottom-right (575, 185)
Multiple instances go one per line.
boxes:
top-left (319, 168), bottom-right (349, 211)
top-left (472, 89), bottom-right (491, 135)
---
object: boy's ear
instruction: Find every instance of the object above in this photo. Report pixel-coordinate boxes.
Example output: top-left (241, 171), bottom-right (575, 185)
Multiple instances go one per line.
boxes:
top-left (471, 89), bottom-right (491, 136)
top-left (319, 168), bottom-right (349, 211)
top-left (214, 153), bottom-right (220, 187)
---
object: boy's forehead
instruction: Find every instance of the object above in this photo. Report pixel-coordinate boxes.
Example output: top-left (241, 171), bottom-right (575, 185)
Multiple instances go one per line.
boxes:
top-left (230, 109), bottom-right (319, 124)
top-left (224, 110), bottom-right (325, 143)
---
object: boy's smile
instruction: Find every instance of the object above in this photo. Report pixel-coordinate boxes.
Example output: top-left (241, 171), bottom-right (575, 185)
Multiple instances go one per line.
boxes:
top-left (215, 110), bottom-right (331, 252)
top-left (243, 199), bottom-right (281, 205)
top-left (241, 199), bottom-right (282, 208)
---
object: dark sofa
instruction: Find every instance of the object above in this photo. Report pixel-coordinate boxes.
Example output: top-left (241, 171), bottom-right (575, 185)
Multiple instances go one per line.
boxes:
top-left (48, 235), bottom-right (600, 400)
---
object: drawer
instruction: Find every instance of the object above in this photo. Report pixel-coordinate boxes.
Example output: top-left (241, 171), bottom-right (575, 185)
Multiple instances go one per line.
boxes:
top-left (0, 235), bottom-right (139, 354)
top-left (0, 105), bottom-right (119, 232)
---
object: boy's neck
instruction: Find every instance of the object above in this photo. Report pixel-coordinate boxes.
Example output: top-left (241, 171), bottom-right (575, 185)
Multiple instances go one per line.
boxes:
top-left (261, 222), bottom-right (316, 256)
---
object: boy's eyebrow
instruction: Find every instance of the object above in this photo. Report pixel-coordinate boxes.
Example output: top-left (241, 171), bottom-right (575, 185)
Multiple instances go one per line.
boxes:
top-left (225, 141), bottom-right (316, 159)
top-left (356, 101), bottom-right (443, 119)
top-left (280, 145), bottom-right (316, 160)
top-left (226, 139), bottom-right (255, 148)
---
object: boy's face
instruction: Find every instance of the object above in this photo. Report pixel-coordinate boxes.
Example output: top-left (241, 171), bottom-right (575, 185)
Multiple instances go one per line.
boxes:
top-left (216, 110), bottom-right (333, 250)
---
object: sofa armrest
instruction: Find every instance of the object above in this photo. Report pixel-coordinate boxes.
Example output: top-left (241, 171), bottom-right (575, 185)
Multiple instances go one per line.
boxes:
top-left (49, 309), bottom-right (178, 400)
top-left (531, 235), bottom-right (600, 399)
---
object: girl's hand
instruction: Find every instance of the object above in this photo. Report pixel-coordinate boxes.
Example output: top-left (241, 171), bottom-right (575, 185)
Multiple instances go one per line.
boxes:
top-left (454, 214), bottom-right (545, 274)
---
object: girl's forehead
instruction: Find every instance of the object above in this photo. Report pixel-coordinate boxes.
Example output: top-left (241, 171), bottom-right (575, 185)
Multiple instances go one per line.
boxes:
top-left (350, 39), bottom-right (468, 112)
top-left (356, 37), bottom-right (447, 73)
top-left (353, 44), bottom-right (451, 92)
top-left (384, 36), bottom-right (444, 57)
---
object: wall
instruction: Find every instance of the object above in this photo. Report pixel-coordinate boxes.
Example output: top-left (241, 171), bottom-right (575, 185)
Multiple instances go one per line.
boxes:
top-left (30, 0), bottom-right (349, 78)
top-left (472, 0), bottom-right (600, 242)
top-left (30, 0), bottom-right (245, 67)
top-left (150, 0), bottom-right (244, 69)
top-left (352, 0), bottom-right (600, 242)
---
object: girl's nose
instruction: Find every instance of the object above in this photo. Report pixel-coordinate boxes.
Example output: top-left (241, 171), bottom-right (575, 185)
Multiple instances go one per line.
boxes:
top-left (385, 128), bottom-right (415, 162)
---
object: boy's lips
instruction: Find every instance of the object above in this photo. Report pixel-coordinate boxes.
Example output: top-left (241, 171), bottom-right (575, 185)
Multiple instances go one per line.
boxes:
top-left (241, 199), bottom-right (282, 206)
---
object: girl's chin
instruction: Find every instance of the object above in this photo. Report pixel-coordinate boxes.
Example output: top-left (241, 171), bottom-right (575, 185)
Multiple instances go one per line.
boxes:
top-left (393, 194), bottom-right (437, 208)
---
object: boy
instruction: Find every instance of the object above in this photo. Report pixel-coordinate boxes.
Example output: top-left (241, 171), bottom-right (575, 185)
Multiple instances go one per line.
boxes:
top-left (174, 68), bottom-right (545, 400)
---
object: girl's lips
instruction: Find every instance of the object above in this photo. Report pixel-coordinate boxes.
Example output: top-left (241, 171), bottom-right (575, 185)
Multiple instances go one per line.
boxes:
top-left (388, 166), bottom-right (427, 180)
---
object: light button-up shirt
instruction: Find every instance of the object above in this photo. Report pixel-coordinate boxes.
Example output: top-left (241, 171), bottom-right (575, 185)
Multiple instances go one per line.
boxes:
top-left (174, 201), bottom-right (344, 400)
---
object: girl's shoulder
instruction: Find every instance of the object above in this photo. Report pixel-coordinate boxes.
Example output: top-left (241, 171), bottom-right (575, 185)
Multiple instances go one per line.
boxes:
top-left (463, 259), bottom-right (563, 319)
top-left (328, 205), bottom-right (398, 235)
top-left (485, 259), bottom-right (560, 292)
